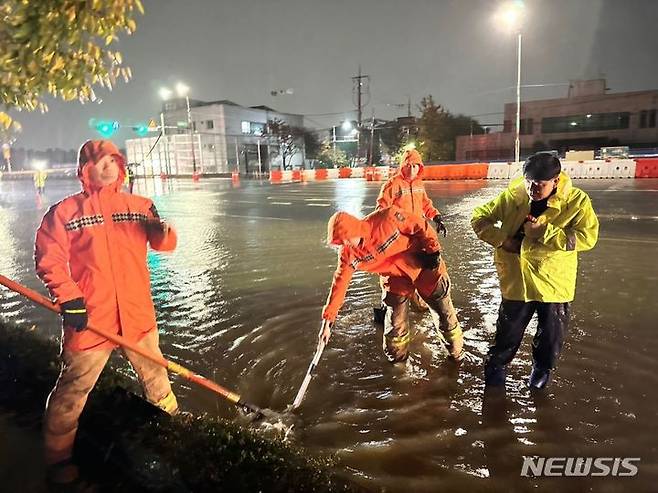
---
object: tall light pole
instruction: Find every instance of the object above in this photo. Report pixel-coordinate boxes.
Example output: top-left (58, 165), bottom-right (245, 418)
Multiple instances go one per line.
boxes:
top-left (160, 83), bottom-right (197, 174)
top-left (495, 1), bottom-right (525, 164)
top-left (158, 87), bottom-right (173, 175)
top-left (175, 82), bottom-right (197, 174)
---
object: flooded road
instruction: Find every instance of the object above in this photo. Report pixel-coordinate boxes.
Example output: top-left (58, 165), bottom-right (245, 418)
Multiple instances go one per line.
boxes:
top-left (1, 176), bottom-right (657, 492)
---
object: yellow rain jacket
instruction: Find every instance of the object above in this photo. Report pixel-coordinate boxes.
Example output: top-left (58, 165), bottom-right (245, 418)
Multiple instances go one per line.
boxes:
top-left (471, 172), bottom-right (599, 302)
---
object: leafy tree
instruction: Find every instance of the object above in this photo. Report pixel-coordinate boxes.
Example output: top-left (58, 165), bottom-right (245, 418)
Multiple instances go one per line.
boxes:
top-left (0, 0), bottom-right (144, 132)
top-left (317, 139), bottom-right (347, 168)
top-left (266, 118), bottom-right (305, 170)
top-left (379, 119), bottom-right (416, 164)
top-left (303, 129), bottom-right (321, 160)
top-left (415, 95), bottom-right (484, 162)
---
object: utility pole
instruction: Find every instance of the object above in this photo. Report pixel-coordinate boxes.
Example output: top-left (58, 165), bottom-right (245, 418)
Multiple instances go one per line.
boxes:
top-left (352, 65), bottom-right (370, 159)
top-left (368, 110), bottom-right (375, 166)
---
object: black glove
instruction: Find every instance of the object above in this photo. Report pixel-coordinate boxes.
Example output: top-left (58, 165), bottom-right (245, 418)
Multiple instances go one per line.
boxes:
top-left (433, 215), bottom-right (447, 237)
top-left (416, 251), bottom-right (442, 270)
top-left (61, 298), bottom-right (88, 332)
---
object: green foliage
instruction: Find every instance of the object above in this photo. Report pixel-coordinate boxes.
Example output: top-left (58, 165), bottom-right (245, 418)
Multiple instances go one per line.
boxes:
top-left (267, 118), bottom-right (304, 170)
top-left (317, 139), bottom-right (348, 168)
top-left (0, 0), bottom-right (144, 129)
top-left (415, 95), bottom-right (484, 162)
top-left (304, 130), bottom-right (322, 159)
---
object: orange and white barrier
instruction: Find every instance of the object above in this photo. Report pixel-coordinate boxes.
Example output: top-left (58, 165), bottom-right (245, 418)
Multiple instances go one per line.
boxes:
top-left (486, 163), bottom-right (511, 179)
top-left (269, 158), bottom-right (658, 184)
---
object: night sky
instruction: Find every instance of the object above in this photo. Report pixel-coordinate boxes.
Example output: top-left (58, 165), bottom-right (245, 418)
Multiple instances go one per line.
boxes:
top-left (11, 0), bottom-right (658, 151)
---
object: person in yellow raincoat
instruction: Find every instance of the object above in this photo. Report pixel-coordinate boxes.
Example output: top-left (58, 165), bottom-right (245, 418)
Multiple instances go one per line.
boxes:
top-left (471, 152), bottom-right (599, 389)
top-left (34, 168), bottom-right (47, 194)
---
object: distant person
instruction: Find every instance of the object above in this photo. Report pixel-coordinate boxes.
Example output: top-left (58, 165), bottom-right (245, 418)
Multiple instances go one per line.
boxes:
top-left (126, 164), bottom-right (136, 193)
top-left (35, 140), bottom-right (179, 487)
top-left (34, 168), bottom-right (47, 194)
top-left (471, 152), bottom-right (599, 389)
top-left (320, 206), bottom-right (464, 364)
top-left (374, 148), bottom-right (447, 316)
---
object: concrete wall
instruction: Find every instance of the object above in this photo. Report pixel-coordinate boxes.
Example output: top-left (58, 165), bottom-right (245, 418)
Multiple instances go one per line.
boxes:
top-left (457, 87), bottom-right (658, 160)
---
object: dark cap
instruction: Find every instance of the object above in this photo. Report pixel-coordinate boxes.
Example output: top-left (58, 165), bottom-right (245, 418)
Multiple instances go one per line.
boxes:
top-left (523, 152), bottom-right (561, 181)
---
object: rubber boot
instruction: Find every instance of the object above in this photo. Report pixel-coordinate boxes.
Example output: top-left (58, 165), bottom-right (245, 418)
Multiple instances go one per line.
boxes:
top-left (383, 332), bottom-right (410, 363)
top-left (528, 367), bottom-right (551, 389)
top-left (484, 362), bottom-right (506, 387)
top-left (443, 325), bottom-right (464, 363)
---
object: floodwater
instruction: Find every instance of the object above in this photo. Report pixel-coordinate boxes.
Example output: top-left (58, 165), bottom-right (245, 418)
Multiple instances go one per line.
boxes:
top-left (1, 176), bottom-right (657, 492)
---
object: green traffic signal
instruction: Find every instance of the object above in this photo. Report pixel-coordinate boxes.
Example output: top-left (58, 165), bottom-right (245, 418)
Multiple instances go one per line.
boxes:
top-left (89, 119), bottom-right (120, 138)
top-left (133, 123), bottom-right (149, 137)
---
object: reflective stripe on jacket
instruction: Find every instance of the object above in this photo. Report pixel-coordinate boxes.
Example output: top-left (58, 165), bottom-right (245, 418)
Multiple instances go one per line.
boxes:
top-left (322, 205), bottom-right (444, 321)
top-left (471, 172), bottom-right (599, 302)
top-left (376, 161), bottom-right (439, 219)
top-left (35, 141), bottom-right (177, 351)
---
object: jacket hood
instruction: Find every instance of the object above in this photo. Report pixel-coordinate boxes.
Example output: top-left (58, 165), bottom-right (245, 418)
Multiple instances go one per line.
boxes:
top-left (509, 171), bottom-right (573, 206)
top-left (396, 149), bottom-right (424, 181)
top-left (327, 211), bottom-right (370, 245)
top-left (77, 140), bottom-right (126, 193)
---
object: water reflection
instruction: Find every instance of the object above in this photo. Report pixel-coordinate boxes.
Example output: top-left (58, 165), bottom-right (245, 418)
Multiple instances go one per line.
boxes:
top-left (1, 177), bottom-right (657, 492)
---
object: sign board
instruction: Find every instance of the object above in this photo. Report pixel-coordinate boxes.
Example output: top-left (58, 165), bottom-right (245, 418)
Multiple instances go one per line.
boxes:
top-left (147, 118), bottom-right (158, 131)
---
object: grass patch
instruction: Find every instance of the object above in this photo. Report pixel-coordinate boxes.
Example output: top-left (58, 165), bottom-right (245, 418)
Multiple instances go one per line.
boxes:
top-left (0, 321), bottom-right (364, 492)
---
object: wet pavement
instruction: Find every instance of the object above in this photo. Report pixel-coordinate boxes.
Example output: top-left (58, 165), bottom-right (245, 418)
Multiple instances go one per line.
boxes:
top-left (1, 175), bottom-right (657, 492)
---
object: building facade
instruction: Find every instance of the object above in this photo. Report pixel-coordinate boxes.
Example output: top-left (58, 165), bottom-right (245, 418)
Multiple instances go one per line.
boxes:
top-left (126, 99), bottom-right (304, 176)
top-left (456, 79), bottom-right (658, 161)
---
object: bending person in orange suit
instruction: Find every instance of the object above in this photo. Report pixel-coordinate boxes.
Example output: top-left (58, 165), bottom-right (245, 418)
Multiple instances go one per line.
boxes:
top-left (320, 206), bottom-right (464, 363)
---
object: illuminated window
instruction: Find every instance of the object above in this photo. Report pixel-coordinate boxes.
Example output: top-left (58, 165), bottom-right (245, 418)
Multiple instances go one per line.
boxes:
top-left (541, 113), bottom-right (630, 133)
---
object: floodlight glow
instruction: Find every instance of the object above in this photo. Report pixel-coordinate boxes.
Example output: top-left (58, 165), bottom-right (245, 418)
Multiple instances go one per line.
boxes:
top-left (342, 120), bottom-right (353, 131)
top-left (32, 160), bottom-right (46, 170)
top-left (175, 82), bottom-right (189, 97)
top-left (159, 87), bottom-right (173, 100)
top-left (495, 1), bottom-right (525, 32)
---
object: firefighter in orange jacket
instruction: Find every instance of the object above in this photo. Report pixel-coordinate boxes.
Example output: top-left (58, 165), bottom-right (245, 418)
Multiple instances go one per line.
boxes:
top-left (375, 148), bottom-right (447, 314)
top-left (376, 149), bottom-right (447, 236)
top-left (320, 206), bottom-right (464, 363)
top-left (34, 140), bottom-right (178, 486)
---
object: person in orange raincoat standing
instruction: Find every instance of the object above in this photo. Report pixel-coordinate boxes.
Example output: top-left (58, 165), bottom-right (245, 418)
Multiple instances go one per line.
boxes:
top-left (376, 149), bottom-right (447, 235)
top-left (374, 148), bottom-right (447, 316)
top-left (319, 205), bottom-right (464, 363)
top-left (34, 140), bottom-right (179, 487)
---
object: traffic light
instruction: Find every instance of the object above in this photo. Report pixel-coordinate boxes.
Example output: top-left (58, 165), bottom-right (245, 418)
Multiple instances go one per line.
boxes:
top-left (89, 119), bottom-right (120, 138)
top-left (133, 123), bottom-right (148, 137)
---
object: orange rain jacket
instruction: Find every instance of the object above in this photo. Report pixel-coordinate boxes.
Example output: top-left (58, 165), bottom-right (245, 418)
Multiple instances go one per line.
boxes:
top-left (322, 205), bottom-right (446, 321)
top-left (35, 140), bottom-right (177, 351)
top-left (376, 149), bottom-right (440, 219)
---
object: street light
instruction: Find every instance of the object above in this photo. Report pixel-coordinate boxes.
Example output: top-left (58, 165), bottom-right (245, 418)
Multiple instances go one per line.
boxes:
top-left (495, 0), bottom-right (525, 164)
top-left (160, 82), bottom-right (197, 174)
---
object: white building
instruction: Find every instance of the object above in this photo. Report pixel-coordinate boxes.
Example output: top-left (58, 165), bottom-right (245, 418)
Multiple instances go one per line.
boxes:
top-left (126, 99), bottom-right (305, 176)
